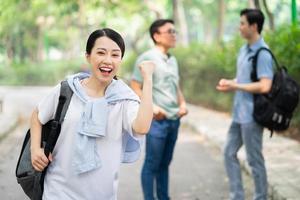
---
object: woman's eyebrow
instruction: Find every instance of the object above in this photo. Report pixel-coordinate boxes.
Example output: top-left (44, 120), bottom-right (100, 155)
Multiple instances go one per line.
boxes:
top-left (96, 48), bottom-right (121, 52)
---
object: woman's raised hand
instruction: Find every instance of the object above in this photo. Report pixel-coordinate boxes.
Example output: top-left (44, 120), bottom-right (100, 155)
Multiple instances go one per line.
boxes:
top-left (138, 61), bottom-right (155, 80)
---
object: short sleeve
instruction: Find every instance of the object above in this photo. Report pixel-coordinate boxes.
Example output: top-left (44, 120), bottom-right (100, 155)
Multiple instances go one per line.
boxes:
top-left (257, 50), bottom-right (274, 80)
top-left (131, 54), bottom-right (148, 83)
top-left (121, 100), bottom-right (144, 163)
top-left (38, 84), bottom-right (61, 125)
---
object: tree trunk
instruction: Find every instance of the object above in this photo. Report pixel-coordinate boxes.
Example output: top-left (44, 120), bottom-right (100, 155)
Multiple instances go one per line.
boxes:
top-left (254, 0), bottom-right (261, 9)
top-left (77, 0), bottom-right (86, 39)
top-left (19, 30), bottom-right (26, 63)
top-left (37, 25), bottom-right (44, 62)
top-left (5, 35), bottom-right (14, 65)
top-left (262, 0), bottom-right (275, 30)
top-left (248, 0), bottom-right (256, 8)
top-left (203, 19), bottom-right (213, 44)
top-left (216, 0), bottom-right (225, 43)
top-left (172, 0), bottom-right (189, 46)
top-left (144, 0), bottom-right (163, 19)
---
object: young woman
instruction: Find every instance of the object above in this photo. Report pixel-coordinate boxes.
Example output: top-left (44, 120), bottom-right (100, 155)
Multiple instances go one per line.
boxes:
top-left (30, 28), bottom-right (154, 199)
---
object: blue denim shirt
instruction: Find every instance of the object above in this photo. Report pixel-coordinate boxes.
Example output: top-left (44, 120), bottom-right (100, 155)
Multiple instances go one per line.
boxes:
top-left (232, 38), bottom-right (274, 124)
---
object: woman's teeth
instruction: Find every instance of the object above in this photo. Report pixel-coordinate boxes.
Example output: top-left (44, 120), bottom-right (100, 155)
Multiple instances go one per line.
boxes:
top-left (99, 67), bottom-right (112, 73)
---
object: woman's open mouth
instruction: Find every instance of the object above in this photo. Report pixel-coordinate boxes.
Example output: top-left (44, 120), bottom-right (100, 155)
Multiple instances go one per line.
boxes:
top-left (99, 67), bottom-right (113, 75)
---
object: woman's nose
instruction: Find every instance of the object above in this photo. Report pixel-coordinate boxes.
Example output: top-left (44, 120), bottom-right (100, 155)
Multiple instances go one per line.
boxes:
top-left (103, 55), bottom-right (112, 64)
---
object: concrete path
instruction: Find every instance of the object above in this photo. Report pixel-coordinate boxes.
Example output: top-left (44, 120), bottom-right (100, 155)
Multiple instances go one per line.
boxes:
top-left (0, 121), bottom-right (254, 199)
top-left (1, 86), bottom-right (300, 200)
top-left (118, 124), bottom-right (253, 200)
top-left (184, 104), bottom-right (300, 200)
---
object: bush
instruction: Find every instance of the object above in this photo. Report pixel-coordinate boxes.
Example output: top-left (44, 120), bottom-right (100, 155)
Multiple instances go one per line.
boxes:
top-left (0, 60), bottom-right (82, 85)
top-left (172, 39), bottom-right (243, 111)
top-left (266, 25), bottom-right (300, 126)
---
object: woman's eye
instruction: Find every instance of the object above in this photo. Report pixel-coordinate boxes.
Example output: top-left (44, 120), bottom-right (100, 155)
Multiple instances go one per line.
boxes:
top-left (112, 54), bottom-right (120, 57)
top-left (97, 52), bottom-right (105, 55)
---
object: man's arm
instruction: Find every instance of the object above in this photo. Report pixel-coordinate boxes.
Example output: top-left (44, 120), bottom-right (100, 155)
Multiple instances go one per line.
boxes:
top-left (216, 77), bottom-right (272, 94)
top-left (130, 79), bottom-right (167, 120)
top-left (177, 87), bottom-right (188, 117)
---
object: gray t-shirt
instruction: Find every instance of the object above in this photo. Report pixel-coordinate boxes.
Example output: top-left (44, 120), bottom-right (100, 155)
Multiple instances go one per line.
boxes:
top-left (232, 37), bottom-right (274, 123)
top-left (132, 48), bottom-right (180, 119)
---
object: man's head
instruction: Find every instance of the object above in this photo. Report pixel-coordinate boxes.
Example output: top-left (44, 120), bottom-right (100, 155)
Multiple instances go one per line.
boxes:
top-left (149, 19), bottom-right (177, 49)
top-left (239, 8), bottom-right (265, 39)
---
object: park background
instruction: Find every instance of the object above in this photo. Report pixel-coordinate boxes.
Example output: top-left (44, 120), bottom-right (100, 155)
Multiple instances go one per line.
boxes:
top-left (0, 0), bottom-right (299, 139)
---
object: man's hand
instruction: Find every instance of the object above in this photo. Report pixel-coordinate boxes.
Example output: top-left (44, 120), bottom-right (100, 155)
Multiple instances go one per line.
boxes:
top-left (177, 106), bottom-right (188, 118)
top-left (153, 104), bottom-right (167, 120)
top-left (216, 78), bottom-right (236, 92)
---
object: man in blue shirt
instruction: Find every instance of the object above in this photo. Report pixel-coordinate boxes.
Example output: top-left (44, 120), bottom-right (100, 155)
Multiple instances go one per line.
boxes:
top-left (217, 9), bottom-right (273, 200)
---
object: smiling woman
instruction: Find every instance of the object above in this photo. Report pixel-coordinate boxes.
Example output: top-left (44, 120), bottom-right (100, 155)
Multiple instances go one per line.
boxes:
top-left (28, 28), bottom-right (155, 200)
top-left (85, 29), bottom-right (125, 85)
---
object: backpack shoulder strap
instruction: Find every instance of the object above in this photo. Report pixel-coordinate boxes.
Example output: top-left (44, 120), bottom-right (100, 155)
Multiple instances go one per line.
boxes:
top-left (57, 80), bottom-right (73, 123)
top-left (44, 80), bottom-right (73, 156)
top-left (249, 47), bottom-right (279, 82)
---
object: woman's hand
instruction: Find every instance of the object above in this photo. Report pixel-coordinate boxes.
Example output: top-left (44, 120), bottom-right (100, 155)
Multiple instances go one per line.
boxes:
top-left (31, 147), bottom-right (52, 171)
top-left (138, 61), bottom-right (155, 80)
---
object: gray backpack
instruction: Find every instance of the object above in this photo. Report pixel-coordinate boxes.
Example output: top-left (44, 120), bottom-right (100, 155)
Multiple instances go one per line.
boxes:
top-left (15, 81), bottom-right (73, 200)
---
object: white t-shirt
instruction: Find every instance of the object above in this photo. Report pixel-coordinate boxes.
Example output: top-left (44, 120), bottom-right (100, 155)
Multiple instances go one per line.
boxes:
top-left (38, 84), bottom-right (143, 200)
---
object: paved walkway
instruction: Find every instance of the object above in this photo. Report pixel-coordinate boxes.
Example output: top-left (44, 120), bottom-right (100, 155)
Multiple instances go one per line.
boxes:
top-left (0, 116), bottom-right (253, 199)
top-left (0, 86), bottom-right (300, 199)
top-left (183, 104), bottom-right (300, 200)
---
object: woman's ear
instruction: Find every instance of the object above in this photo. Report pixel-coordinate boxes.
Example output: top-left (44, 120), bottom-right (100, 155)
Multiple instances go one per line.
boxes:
top-left (85, 53), bottom-right (90, 63)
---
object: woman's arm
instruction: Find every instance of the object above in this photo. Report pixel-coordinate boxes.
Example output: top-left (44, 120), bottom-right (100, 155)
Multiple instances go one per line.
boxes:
top-left (132, 61), bottom-right (155, 135)
top-left (30, 109), bottom-right (50, 171)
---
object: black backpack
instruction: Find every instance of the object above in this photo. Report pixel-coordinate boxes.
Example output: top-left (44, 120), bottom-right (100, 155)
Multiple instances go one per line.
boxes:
top-left (250, 47), bottom-right (300, 136)
top-left (15, 81), bottom-right (73, 200)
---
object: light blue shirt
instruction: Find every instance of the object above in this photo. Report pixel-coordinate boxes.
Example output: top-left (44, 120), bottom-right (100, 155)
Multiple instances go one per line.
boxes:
top-left (232, 37), bottom-right (274, 124)
top-left (132, 48), bottom-right (180, 119)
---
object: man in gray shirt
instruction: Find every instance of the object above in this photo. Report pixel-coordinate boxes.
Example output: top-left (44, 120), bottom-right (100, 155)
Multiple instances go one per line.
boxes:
top-left (131, 19), bottom-right (188, 200)
top-left (217, 9), bottom-right (273, 200)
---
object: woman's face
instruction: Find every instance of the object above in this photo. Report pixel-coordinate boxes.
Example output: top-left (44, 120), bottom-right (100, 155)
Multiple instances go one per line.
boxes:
top-left (86, 36), bottom-right (122, 83)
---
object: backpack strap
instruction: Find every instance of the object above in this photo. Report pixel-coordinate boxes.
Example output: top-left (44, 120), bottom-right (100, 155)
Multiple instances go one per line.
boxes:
top-left (249, 48), bottom-right (281, 137)
top-left (58, 80), bottom-right (73, 123)
top-left (249, 47), bottom-right (280, 82)
top-left (44, 80), bottom-right (73, 156)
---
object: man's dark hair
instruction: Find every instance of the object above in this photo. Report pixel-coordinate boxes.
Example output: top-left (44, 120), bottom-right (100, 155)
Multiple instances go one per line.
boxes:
top-left (149, 19), bottom-right (174, 43)
top-left (240, 8), bottom-right (265, 34)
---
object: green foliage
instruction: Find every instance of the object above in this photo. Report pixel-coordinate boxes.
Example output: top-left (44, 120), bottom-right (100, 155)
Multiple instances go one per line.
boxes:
top-left (0, 60), bottom-right (82, 85)
top-left (171, 40), bottom-right (242, 111)
top-left (265, 25), bottom-right (300, 125)
top-left (265, 25), bottom-right (300, 75)
top-left (169, 25), bottom-right (300, 126)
